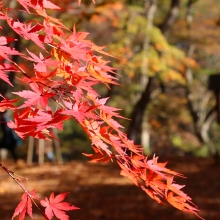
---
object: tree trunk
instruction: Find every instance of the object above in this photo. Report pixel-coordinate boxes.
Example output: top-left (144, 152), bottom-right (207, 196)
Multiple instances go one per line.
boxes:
top-left (183, 1), bottom-right (218, 156)
top-left (127, 77), bottom-right (156, 143)
top-left (159, 0), bottom-right (180, 35)
top-left (126, 0), bottom-right (158, 145)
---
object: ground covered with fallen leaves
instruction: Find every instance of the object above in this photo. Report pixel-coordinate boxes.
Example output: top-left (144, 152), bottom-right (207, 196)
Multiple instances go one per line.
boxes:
top-left (0, 156), bottom-right (219, 220)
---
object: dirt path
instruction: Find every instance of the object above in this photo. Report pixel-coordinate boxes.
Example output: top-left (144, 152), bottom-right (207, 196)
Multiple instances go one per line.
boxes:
top-left (0, 157), bottom-right (219, 220)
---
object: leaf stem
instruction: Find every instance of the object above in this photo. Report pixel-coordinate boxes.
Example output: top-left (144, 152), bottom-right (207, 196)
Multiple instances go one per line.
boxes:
top-left (0, 162), bottom-right (49, 220)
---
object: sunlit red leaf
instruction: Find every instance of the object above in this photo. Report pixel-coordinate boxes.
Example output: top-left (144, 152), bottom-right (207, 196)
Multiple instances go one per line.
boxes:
top-left (12, 190), bottom-right (38, 220)
top-left (0, 98), bottom-right (18, 112)
top-left (83, 146), bottom-right (114, 163)
top-left (40, 192), bottom-right (79, 220)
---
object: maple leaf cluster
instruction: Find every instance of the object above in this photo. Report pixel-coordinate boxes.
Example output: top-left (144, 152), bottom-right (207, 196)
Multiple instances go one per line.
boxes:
top-left (12, 190), bottom-right (79, 220)
top-left (0, 0), bottom-right (203, 219)
top-left (0, 162), bottom-right (78, 220)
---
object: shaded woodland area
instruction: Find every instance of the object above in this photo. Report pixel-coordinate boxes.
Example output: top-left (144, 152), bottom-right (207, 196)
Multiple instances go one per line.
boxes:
top-left (0, 158), bottom-right (220, 220)
top-left (1, 0), bottom-right (220, 219)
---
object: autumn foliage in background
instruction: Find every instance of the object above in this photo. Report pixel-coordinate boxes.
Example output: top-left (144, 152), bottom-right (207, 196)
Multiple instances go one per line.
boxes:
top-left (0, 0), bottom-right (203, 219)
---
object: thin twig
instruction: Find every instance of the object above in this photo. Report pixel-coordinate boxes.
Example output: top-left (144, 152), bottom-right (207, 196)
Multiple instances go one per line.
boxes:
top-left (0, 163), bottom-right (49, 220)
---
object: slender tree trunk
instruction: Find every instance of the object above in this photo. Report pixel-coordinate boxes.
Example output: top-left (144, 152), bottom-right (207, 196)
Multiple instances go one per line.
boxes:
top-left (184, 1), bottom-right (217, 155)
top-left (127, 77), bottom-right (156, 143)
top-left (127, 0), bottom-right (158, 144)
top-left (52, 128), bottom-right (63, 164)
top-left (127, 0), bottom-right (181, 144)
top-left (27, 137), bottom-right (35, 165)
top-left (159, 0), bottom-right (180, 35)
top-left (185, 44), bottom-right (217, 155)
top-left (38, 139), bottom-right (45, 165)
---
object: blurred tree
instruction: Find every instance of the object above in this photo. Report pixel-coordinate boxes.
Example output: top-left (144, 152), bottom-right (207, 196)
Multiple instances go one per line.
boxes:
top-left (167, 0), bottom-right (220, 156)
top-left (158, 0), bottom-right (180, 35)
top-left (89, 1), bottom-right (196, 147)
top-left (8, 0), bottom-right (218, 159)
top-left (86, 0), bottom-right (220, 157)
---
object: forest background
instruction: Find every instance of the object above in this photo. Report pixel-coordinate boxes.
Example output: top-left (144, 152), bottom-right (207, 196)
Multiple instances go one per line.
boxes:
top-left (63, 0), bottom-right (220, 160)
top-left (5, 0), bottom-right (218, 161)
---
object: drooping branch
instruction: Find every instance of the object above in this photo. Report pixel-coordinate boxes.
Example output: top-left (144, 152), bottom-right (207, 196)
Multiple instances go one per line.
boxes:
top-left (0, 0), bottom-right (203, 218)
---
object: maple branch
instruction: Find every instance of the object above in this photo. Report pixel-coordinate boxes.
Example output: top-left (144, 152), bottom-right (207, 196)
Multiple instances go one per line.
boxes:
top-left (10, 60), bottom-right (31, 78)
top-left (12, 59), bottom-right (69, 101)
top-left (0, 163), bottom-right (49, 220)
top-left (12, 178), bottom-right (49, 220)
top-left (0, 0), bottom-right (203, 219)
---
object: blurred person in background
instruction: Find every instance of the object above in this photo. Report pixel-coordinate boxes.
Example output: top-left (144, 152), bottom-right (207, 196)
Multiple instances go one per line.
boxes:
top-left (0, 111), bottom-right (22, 161)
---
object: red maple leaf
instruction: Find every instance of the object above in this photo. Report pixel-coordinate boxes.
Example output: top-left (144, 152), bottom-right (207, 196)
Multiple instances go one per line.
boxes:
top-left (0, 36), bottom-right (21, 61)
top-left (0, 63), bottom-right (20, 86)
top-left (6, 19), bottom-right (46, 50)
top-left (83, 146), bottom-right (115, 163)
top-left (0, 70), bottom-right (13, 86)
top-left (40, 192), bottom-right (79, 220)
top-left (26, 49), bottom-right (58, 78)
top-left (62, 101), bottom-right (99, 123)
top-left (12, 190), bottom-right (38, 220)
top-left (13, 84), bottom-right (55, 109)
top-left (17, 0), bottom-right (60, 13)
top-left (0, 97), bottom-right (18, 112)
top-left (0, 36), bottom-right (17, 45)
